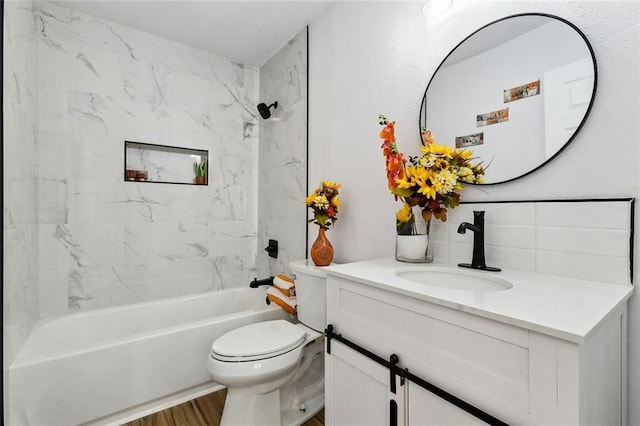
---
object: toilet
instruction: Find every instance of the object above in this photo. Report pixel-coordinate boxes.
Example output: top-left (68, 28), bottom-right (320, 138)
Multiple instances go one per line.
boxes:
top-left (207, 260), bottom-right (328, 426)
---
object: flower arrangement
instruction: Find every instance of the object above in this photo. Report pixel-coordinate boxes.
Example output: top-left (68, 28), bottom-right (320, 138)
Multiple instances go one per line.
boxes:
top-left (306, 180), bottom-right (342, 230)
top-left (379, 114), bottom-right (485, 235)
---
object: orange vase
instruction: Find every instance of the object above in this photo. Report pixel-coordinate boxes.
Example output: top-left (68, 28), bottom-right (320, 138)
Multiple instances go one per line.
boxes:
top-left (310, 227), bottom-right (334, 266)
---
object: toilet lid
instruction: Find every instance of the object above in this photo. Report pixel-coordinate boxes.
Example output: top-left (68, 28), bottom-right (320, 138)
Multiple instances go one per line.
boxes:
top-left (212, 320), bottom-right (307, 359)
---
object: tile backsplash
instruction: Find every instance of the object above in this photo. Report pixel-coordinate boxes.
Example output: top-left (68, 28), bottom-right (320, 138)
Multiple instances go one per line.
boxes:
top-left (432, 199), bottom-right (634, 286)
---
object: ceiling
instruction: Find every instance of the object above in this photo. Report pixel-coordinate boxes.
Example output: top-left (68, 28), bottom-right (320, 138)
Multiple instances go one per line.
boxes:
top-left (55, 1), bottom-right (333, 67)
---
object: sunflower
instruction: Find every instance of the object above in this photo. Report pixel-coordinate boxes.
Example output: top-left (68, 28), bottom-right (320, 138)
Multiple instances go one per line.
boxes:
top-left (307, 181), bottom-right (342, 229)
top-left (396, 203), bottom-right (413, 224)
top-left (322, 180), bottom-right (342, 191)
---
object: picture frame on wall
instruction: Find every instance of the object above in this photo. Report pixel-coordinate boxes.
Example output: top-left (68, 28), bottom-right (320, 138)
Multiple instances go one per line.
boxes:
top-left (503, 79), bottom-right (540, 103)
top-left (477, 108), bottom-right (509, 127)
top-left (455, 132), bottom-right (484, 148)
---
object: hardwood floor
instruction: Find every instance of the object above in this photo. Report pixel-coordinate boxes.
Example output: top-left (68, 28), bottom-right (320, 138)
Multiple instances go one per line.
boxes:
top-left (124, 388), bottom-right (324, 426)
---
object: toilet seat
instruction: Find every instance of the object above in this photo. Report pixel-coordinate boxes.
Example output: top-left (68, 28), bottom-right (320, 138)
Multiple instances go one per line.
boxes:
top-left (211, 320), bottom-right (308, 362)
top-left (207, 322), bottom-right (319, 388)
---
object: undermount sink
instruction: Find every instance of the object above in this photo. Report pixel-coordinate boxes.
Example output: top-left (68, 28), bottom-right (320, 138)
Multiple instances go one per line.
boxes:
top-left (395, 267), bottom-right (513, 291)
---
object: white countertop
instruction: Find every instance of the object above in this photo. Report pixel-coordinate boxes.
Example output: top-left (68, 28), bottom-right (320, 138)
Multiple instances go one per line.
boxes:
top-left (324, 258), bottom-right (633, 343)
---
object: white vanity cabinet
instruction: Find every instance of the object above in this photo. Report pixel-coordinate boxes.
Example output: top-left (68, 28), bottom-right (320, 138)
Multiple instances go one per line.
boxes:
top-left (406, 382), bottom-right (486, 425)
top-left (326, 341), bottom-right (405, 425)
top-left (324, 264), bottom-right (630, 425)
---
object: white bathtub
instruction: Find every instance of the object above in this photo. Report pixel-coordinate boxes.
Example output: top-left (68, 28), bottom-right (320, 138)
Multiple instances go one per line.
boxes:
top-left (8, 287), bottom-right (289, 426)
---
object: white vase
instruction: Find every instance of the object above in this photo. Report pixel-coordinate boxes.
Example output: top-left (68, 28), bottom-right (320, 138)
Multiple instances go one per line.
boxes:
top-left (395, 216), bottom-right (433, 263)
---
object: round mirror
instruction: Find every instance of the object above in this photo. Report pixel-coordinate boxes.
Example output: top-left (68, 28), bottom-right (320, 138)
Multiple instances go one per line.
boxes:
top-left (419, 13), bottom-right (597, 184)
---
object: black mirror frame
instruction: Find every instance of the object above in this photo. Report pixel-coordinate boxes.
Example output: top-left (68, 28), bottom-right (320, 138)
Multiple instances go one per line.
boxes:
top-left (419, 12), bottom-right (598, 185)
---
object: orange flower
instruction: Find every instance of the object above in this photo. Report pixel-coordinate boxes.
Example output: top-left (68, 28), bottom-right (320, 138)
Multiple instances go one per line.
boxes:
top-left (381, 141), bottom-right (394, 157)
top-left (379, 121), bottom-right (396, 142)
top-left (386, 153), bottom-right (404, 173)
top-left (386, 153), bottom-right (405, 190)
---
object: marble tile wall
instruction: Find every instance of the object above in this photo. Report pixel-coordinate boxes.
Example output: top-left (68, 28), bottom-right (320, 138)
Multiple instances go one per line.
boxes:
top-left (257, 28), bottom-right (308, 277)
top-left (35, 2), bottom-right (261, 315)
top-left (3, 0), bottom-right (40, 366)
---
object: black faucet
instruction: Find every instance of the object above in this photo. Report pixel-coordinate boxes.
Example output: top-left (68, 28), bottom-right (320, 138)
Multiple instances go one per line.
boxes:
top-left (457, 211), bottom-right (501, 272)
top-left (250, 276), bottom-right (274, 288)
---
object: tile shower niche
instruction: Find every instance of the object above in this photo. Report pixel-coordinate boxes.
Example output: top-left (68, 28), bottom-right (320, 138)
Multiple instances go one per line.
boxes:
top-left (124, 141), bottom-right (208, 185)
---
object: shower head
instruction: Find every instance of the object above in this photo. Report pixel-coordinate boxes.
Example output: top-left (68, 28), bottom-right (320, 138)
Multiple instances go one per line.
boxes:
top-left (257, 101), bottom-right (278, 119)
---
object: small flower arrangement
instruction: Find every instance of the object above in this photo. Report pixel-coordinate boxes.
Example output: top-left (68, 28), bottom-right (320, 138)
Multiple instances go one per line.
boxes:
top-left (306, 180), bottom-right (342, 230)
top-left (379, 114), bottom-right (485, 234)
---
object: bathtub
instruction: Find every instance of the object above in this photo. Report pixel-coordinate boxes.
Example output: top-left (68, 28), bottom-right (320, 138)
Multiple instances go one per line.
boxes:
top-left (8, 287), bottom-right (289, 426)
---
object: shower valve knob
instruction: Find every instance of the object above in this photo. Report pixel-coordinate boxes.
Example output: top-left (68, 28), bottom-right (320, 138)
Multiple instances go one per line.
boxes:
top-left (264, 239), bottom-right (278, 259)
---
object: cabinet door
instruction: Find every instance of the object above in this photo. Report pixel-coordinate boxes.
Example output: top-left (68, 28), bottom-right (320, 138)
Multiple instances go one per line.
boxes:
top-left (407, 382), bottom-right (486, 425)
top-left (325, 341), bottom-right (404, 426)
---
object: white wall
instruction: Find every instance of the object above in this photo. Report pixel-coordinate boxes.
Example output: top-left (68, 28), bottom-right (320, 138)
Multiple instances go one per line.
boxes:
top-left (308, 0), bottom-right (640, 422)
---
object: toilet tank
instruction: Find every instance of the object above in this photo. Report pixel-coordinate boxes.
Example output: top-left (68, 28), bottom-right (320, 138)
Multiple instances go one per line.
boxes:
top-left (290, 259), bottom-right (328, 332)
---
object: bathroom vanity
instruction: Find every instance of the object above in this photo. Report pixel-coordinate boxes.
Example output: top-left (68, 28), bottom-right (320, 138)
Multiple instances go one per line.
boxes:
top-left (323, 258), bottom-right (632, 425)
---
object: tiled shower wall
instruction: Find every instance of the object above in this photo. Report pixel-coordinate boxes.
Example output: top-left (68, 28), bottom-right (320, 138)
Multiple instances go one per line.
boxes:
top-left (257, 28), bottom-right (308, 277)
top-left (35, 2), bottom-right (261, 316)
top-left (3, 0), bottom-right (40, 367)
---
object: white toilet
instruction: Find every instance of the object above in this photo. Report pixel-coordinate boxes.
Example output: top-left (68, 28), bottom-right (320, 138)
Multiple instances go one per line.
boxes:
top-left (207, 260), bottom-right (328, 426)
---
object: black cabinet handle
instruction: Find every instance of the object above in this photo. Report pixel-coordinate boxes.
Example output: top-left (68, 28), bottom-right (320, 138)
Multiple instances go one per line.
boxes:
top-left (389, 354), bottom-right (399, 394)
top-left (390, 400), bottom-right (397, 426)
